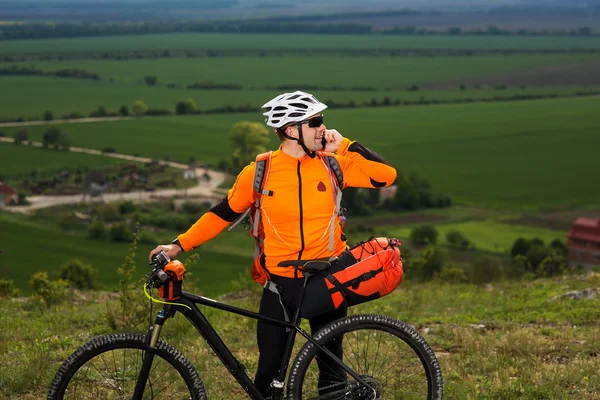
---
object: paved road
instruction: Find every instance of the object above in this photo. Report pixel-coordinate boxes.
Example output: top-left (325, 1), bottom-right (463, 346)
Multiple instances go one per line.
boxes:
top-left (1, 138), bottom-right (228, 213)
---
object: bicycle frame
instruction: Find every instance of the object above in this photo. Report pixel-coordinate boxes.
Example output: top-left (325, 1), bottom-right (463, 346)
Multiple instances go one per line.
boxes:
top-left (135, 282), bottom-right (374, 400)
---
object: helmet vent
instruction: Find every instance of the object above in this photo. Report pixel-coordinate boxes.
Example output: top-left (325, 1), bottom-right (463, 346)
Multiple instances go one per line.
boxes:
top-left (290, 103), bottom-right (308, 109)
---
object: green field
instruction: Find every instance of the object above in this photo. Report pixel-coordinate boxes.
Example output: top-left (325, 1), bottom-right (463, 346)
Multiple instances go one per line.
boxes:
top-left (4, 96), bottom-right (599, 210)
top-left (2, 75), bottom-right (598, 119)
top-left (0, 211), bottom-right (254, 295)
top-left (3, 33), bottom-right (600, 55)
top-left (17, 54), bottom-right (598, 88)
top-left (389, 220), bottom-right (567, 253)
top-left (0, 141), bottom-right (126, 176)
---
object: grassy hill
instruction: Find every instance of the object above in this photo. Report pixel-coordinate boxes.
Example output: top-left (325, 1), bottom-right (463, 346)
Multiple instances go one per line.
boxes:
top-left (1, 274), bottom-right (598, 399)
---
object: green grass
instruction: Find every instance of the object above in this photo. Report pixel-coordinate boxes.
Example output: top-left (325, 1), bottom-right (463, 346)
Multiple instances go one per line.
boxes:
top-left (4, 96), bottom-right (599, 210)
top-left (389, 219), bottom-right (567, 253)
top-left (3, 33), bottom-right (600, 54)
top-left (1, 74), bottom-right (599, 119)
top-left (0, 141), bottom-right (126, 177)
top-left (17, 54), bottom-right (598, 88)
top-left (0, 211), bottom-right (253, 296)
top-left (1, 276), bottom-right (599, 399)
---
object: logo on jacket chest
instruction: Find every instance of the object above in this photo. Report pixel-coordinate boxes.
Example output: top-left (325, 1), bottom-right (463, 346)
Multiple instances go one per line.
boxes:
top-left (317, 181), bottom-right (327, 192)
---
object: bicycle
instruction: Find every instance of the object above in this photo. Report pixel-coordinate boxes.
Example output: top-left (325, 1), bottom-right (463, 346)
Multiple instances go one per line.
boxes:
top-left (48, 251), bottom-right (444, 399)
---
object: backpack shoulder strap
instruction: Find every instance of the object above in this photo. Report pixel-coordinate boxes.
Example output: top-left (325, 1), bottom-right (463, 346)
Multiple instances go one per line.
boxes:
top-left (251, 151), bottom-right (273, 236)
top-left (324, 155), bottom-right (343, 189)
top-left (253, 151), bottom-right (273, 199)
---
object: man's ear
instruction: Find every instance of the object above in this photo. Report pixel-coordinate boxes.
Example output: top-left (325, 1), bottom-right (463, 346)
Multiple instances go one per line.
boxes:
top-left (285, 126), bottom-right (296, 138)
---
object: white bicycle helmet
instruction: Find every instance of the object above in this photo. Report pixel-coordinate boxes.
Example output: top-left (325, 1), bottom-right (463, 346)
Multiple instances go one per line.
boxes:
top-left (262, 91), bottom-right (328, 128)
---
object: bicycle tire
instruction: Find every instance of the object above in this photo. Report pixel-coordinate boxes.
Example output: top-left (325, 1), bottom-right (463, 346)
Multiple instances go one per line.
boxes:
top-left (47, 332), bottom-right (207, 400)
top-left (287, 314), bottom-right (443, 400)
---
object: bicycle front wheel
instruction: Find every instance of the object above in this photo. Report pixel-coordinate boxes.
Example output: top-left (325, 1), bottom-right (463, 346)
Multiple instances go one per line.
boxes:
top-left (48, 333), bottom-right (206, 400)
top-left (287, 314), bottom-right (443, 400)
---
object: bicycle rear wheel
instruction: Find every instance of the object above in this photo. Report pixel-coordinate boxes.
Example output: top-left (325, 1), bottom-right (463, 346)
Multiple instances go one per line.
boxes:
top-left (287, 314), bottom-right (443, 400)
top-left (47, 333), bottom-right (206, 400)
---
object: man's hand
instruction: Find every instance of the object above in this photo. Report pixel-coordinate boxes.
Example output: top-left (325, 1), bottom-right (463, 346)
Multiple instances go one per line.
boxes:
top-left (149, 244), bottom-right (182, 263)
top-left (322, 129), bottom-right (344, 153)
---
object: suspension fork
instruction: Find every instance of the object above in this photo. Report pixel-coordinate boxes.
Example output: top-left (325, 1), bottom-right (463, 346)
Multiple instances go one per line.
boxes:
top-left (133, 305), bottom-right (175, 399)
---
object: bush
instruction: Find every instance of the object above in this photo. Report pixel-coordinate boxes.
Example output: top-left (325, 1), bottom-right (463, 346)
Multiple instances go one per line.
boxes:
top-left (144, 75), bottom-right (158, 86)
top-left (88, 220), bottom-right (107, 239)
top-left (29, 272), bottom-right (69, 307)
top-left (525, 245), bottom-right (554, 273)
top-left (538, 254), bottom-right (567, 277)
top-left (95, 202), bottom-right (121, 221)
top-left (175, 98), bottom-right (197, 115)
top-left (42, 110), bottom-right (53, 121)
top-left (57, 212), bottom-right (80, 231)
top-left (102, 146), bottom-right (116, 153)
top-left (0, 279), bottom-right (20, 297)
top-left (181, 201), bottom-right (206, 215)
top-left (410, 246), bottom-right (445, 281)
top-left (505, 255), bottom-right (529, 280)
top-left (470, 256), bottom-right (503, 284)
top-left (137, 230), bottom-right (157, 245)
top-left (436, 265), bottom-right (468, 283)
top-left (446, 229), bottom-right (472, 250)
top-left (110, 222), bottom-right (133, 242)
top-left (409, 225), bottom-right (438, 246)
top-left (119, 201), bottom-right (136, 214)
top-left (119, 105), bottom-right (129, 116)
top-left (60, 259), bottom-right (98, 290)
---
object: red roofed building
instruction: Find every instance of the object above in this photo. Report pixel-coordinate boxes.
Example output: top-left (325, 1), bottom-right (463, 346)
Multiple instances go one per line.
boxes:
top-left (567, 217), bottom-right (600, 268)
top-left (0, 180), bottom-right (18, 207)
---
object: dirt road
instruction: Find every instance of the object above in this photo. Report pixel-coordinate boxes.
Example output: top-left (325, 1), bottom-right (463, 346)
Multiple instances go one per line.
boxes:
top-left (1, 138), bottom-right (227, 213)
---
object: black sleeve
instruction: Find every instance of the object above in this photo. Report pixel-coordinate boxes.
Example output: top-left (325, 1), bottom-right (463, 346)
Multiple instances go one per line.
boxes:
top-left (209, 197), bottom-right (244, 222)
top-left (348, 141), bottom-right (390, 165)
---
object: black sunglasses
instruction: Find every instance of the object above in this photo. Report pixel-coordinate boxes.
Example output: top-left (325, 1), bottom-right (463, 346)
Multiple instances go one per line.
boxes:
top-left (301, 115), bottom-right (324, 128)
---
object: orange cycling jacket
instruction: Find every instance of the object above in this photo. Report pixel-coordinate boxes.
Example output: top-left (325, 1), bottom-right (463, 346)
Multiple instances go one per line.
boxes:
top-left (177, 138), bottom-right (397, 278)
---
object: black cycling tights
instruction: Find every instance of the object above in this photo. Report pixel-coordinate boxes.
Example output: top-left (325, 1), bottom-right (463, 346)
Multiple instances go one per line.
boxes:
top-left (254, 274), bottom-right (348, 398)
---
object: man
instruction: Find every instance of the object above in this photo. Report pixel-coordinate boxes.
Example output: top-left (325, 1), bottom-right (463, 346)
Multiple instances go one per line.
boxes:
top-left (149, 91), bottom-right (397, 397)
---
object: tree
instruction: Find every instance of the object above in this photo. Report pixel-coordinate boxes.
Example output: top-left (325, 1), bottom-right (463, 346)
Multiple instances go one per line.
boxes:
top-left (409, 225), bottom-right (438, 246)
top-left (119, 105), bottom-right (129, 116)
top-left (42, 127), bottom-right (62, 148)
top-left (13, 129), bottom-right (28, 144)
top-left (175, 98), bottom-right (197, 115)
top-left (132, 100), bottom-right (148, 116)
top-left (144, 75), bottom-right (158, 86)
top-left (550, 239), bottom-right (568, 258)
top-left (43, 110), bottom-right (54, 121)
top-left (446, 229), bottom-right (471, 251)
top-left (392, 174), bottom-right (419, 210)
top-left (57, 132), bottom-right (72, 150)
top-left (228, 121), bottom-right (270, 172)
top-left (510, 237), bottom-right (531, 258)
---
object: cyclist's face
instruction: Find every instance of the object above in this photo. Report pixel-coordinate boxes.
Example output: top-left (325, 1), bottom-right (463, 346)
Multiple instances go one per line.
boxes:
top-left (301, 114), bottom-right (326, 151)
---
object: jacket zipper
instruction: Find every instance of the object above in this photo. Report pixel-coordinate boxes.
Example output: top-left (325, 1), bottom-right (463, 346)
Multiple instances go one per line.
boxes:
top-left (297, 161), bottom-right (305, 260)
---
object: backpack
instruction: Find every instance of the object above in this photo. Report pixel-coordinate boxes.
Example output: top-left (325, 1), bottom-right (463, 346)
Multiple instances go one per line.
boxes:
top-left (300, 236), bottom-right (403, 319)
top-left (229, 151), bottom-right (345, 288)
